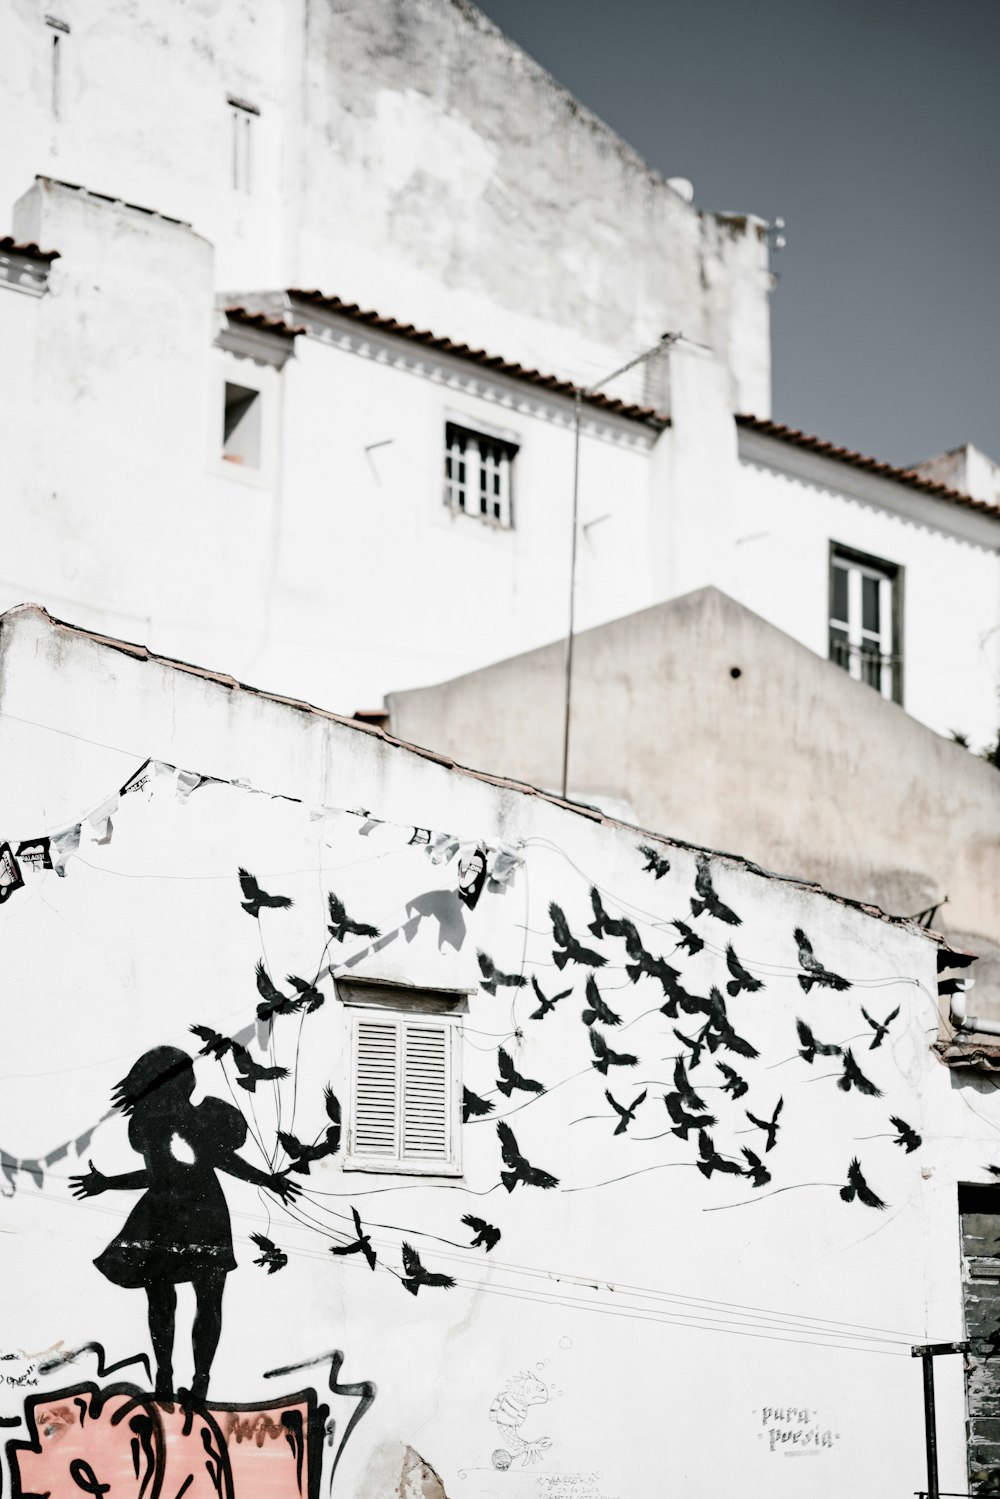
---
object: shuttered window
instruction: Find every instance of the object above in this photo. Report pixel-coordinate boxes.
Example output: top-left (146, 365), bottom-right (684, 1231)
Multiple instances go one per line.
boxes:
top-left (347, 1010), bottom-right (460, 1174)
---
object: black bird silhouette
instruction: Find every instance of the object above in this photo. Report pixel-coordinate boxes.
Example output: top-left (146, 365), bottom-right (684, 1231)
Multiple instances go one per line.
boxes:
top-left (581, 974), bottom-right (622, 1027)
top-left (330, 1207), bottom-right (377, 1271)
top-left (588, 888), bottom-right (635, 941)
top-left (462, 1086), bottom-right (495, 1121)
top-left (256, 961), bottom-right (303, 1024)
top-left (327, 891), bottom-right (380, 943)
top-left (702, 987), bottom-right (760, 1060)
top-left (191, 1027), bottom-right (287, 1091)
top-left (190, 1024), bottom-right (239, 1060)
top-left (622, 934), bottom-right (684, 999)
top-left (674, 1055), bottom-right (708, 1113)
top-left (745, 1097), bottom-right (784, 1152)
top-left (794, 927), bottom-right (850, 992)
top-left (401, 1242), bottom-right (456, 1296)
top-left (239, 868), bottom-right (293, 917)
top-left (230, 1041), bottom-right (289, 1092)
top-left (277, 1086), bottom-right (342, 1172)
top-left (462, 1214), bottom-right (501, 1252)
top-left (673, 1026), bottom-right (709, 1070)
top-left (665, 1094), bottom-right (716, 1140)
top-left (497, 1047), bottom-right (545, 1098)
top-left (717, 1061), bottom-right (749, 1099)
top-left (589, 1028), bottom-right (638, 1074)
top-left (477, 950), bottom-right (527, 996)
top-left (250, 1233), bottom-right (288, 1274)
top-left (606, 1087), bottom-right (647, 1135)
top-left (658, 973), bottom-right (704, 1020)
top-left (550, 903), bottom-right (607, 970)
top-left (725, 944), bottom-right (763, 997)
top-left (671, 920), bottom-right (704, 956)
top-left (889, 1115), bottom-right (922, 1153)
top-left (697, 1130), bottom-right (743, 1178)
top-left (741, 1148), bottom-right (771, 1189)
top-left (840, 1157), bottom-right (886, 1209)
top-left (638, 845), bottom-right (671, 879)
top-left (861, 1006), bottom-right (900, 1050)
top-left (796, 1019), bottom-right (843, 1065)
top-left (529, 976), bottom-right (572, 1019)
top-left (838, 1049), bottom-right (883, 1098)
top-left (689, 855), bottom-right (741, 926)
top-left (286, 974), bottom-right (325, 1012)
top-left (497, 1121), bottom-right (559, 1191)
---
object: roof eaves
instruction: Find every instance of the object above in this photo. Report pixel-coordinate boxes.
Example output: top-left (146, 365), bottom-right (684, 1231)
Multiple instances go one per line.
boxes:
top-left (286, 289), bottom-right (670, 429)
top-left (224, 305), bottom-right (305, 339)
top-left (737, 413), bottom-right (1000, 522)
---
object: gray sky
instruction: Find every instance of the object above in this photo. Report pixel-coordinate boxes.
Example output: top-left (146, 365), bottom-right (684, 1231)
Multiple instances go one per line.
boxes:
top-left (476, 0), bottom-right (999, 469)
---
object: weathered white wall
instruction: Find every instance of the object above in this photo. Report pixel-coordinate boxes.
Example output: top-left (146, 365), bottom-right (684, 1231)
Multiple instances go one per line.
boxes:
top-left (0, 0), bottom-right (771, 408)
top-left (1, 188), bottom-right (994, 738)
top-left (0, 604), bottom-right (993, 1499)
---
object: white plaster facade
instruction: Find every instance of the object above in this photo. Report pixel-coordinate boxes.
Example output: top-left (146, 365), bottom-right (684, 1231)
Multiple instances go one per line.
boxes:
top-left (0, 0), bottom-right (997, 741)
top-left (0, 603), bottom-right (996, 1499)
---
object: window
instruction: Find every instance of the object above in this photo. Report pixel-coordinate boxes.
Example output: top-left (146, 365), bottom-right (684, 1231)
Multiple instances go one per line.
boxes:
top-left (228, 97), bottom-right (258, 193)
top-left (342, 983), bottom-right (463, 1175)
top-left (45, 16), bottom-right (68, 118)
top-left (222, 381), bottom-right (261, 467)
top-left (444, 421), bottom-right (517, 527)
top-left (828, 544), bottom-right (902, 703)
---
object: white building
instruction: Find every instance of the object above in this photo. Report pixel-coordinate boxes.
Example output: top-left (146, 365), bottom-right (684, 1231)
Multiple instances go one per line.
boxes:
top-left (0, 602), bottom-right (998, 1499)
top-left (1, 0), bottom-right (997, 740)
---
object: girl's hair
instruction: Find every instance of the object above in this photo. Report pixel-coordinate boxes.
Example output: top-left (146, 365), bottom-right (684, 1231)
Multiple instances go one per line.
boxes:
top-left (112, 1046), bottom-right (194, 1114)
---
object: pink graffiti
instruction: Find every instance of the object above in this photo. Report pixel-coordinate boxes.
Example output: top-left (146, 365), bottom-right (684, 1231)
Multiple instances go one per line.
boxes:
top-left (10, 1384), bottom-right (316, 1499)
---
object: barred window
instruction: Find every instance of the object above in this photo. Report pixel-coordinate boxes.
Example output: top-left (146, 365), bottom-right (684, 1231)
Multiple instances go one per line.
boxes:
top-left (829, 545), bottom-right (902, 704)
top-left (444, 422), bottom-right (517, 528)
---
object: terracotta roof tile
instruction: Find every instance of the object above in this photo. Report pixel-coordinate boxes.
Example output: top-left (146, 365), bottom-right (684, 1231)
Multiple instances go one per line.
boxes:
top-left (0, 236), bottom-right (60, 264)
top-left (737, 413), bottom-right (1000, 522)
top-left (224, 306), bottom-right (305, 339)
top-left (287, 289), bottom-right (670, 428)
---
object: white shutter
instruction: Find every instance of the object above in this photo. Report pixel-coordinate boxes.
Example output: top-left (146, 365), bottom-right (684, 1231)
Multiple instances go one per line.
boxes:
top-left (348, 1010), bottom-right (459, 1172)
top-left (401, 1024), bottom-right (450, 1161)
top-left (353, 1018), bottom-right (399, 1156)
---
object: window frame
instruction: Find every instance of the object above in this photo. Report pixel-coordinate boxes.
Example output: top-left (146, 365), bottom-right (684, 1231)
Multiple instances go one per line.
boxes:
top-left (444, 419), bottom-right (518, 529)
top-left (828, 541), bottom-right (904, 706)
top-left (341, 982), bottom-right (466, 1177)
top-left (227, 96), bottom-right (258, 194)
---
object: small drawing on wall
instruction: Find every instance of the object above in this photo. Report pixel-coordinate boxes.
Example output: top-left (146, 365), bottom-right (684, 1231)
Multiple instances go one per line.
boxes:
top-left (489, 1370), bottom-right (552, 1469)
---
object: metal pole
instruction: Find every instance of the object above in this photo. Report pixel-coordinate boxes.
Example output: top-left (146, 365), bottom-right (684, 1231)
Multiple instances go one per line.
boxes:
top-left (558, 332), bottom-right (677, 802)
top-left (560, 392), bottom-right (583, 801)
top-left (911, 1340), bottom-right (968, 1499)
top-left (921, 1351), bottom-right (939, 1499)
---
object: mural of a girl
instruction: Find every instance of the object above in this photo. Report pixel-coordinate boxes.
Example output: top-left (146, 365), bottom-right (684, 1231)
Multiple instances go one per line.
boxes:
top-left (70, 1045), bottom-right (298, 1400)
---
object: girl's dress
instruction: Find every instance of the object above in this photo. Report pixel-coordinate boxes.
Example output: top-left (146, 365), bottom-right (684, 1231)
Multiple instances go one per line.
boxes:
top-left (94, 1097), bottom-right (247, 1288)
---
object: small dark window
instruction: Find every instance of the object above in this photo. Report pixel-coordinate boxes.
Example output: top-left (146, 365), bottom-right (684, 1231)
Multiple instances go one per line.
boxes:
top-left (444, 422), bottom-right (518, 527)
top-left (227, 98), bottom-right (258, 193)
top-left (45, 16), bottom-right (68, 118)
top-left (828, 544), bottom-right (902, 704)
top-left (223, 382), bottom-right (261, 468)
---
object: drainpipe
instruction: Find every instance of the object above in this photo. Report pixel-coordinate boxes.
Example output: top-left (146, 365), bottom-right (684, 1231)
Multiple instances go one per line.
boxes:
top-left (948, 981), bottom-right (1000, 1037)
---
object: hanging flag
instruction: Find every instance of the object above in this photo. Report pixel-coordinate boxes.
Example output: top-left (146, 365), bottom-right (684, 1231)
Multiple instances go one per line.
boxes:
top-left (457, 843), bottom-right (489, 908)
top-left (16, 836), bottom-right (52, 871)
top-left (50, 824), bottom-right (81, 877)
top-left (0, 842), bottom-right (24, 903)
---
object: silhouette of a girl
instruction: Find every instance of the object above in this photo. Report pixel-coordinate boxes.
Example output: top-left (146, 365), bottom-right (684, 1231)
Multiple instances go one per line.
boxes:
top-left (70, 1045), bottom-right (297, 1400)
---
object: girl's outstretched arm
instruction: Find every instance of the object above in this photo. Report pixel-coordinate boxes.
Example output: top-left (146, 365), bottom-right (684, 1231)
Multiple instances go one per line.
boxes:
top-left (219, 1150), bottom-right (301, 1201)
top-left (70, 1159), bottom-right (148, 1197)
